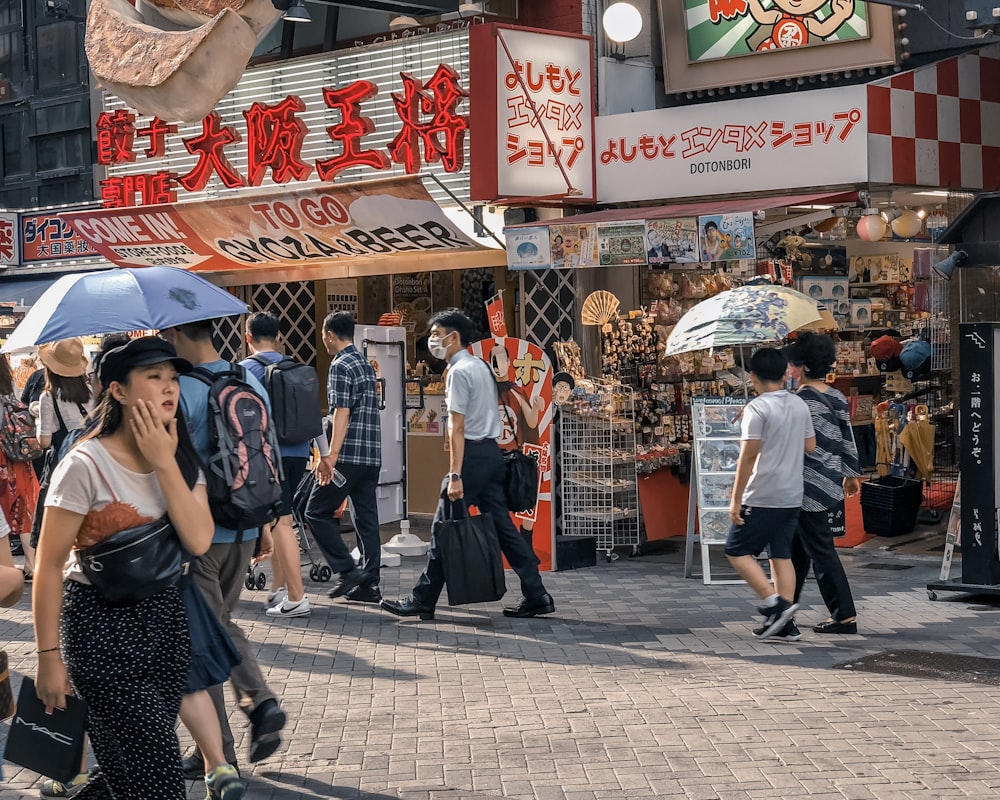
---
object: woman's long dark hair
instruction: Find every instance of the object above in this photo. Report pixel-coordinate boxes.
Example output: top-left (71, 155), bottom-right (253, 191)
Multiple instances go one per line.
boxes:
top-left (45, 372), bottom-right (91, 405)
top-left (76, 375), bottom-right (203, 490)
top-left (0, 355), bottom-right (14, 397)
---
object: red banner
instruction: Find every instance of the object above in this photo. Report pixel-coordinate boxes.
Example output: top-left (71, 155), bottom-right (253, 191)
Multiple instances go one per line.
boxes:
top-left (485, 291), bottom-right (507, 337)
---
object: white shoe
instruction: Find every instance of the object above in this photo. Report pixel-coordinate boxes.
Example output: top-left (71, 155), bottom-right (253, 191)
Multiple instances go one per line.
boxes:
top-left (266, 596), bottom-right (311, 618)
top-left (265, 586), bottom-right (287, 607)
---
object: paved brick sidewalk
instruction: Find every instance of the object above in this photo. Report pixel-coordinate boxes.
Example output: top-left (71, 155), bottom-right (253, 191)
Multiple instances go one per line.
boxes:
top-left (3, 537), bottom-right (999, 800)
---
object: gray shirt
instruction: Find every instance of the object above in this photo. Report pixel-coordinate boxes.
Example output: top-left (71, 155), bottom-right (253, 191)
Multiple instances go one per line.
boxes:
top-left (740, 389), bottom-right (814, 509)
top-left (445, 349), bottom-right (501, 441)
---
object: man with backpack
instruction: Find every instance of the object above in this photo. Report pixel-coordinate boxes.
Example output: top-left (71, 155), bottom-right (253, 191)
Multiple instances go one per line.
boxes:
top-left (161, 319), bottom-right (287, 776)
top-left (304, 311), bottom-right (382, 602)
top-left (240, 311), bottom-right (323, 619)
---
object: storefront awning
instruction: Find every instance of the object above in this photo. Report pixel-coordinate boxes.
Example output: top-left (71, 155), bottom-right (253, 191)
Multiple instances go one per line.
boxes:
top-left (0, 275), bottom-right (61, 306)
top-left (508, 191), bottom-right (858, 229)
top-left (63, 176), bottom-right (506, 285)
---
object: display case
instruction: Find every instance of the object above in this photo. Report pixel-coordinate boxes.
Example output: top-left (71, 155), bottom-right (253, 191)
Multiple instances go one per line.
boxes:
top-left (557, 380), bottom-right (641, 561)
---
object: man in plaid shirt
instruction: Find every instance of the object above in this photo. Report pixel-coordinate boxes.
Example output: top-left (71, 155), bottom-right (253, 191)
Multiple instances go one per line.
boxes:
top-left (304, 311), bottom-right (383, 601)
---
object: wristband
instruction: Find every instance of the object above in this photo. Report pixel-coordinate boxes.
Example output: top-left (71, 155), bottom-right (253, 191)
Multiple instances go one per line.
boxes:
top-left (448, 472), bottom-right (461, 480)
top-left (37, 646), bottom-right (60, 654)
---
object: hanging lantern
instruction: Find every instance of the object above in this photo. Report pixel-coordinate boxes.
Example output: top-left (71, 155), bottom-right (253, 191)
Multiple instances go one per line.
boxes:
top-left (856, 212), bottom-right (886, 242)
top-left (890, 208), bottom-right (923, 239)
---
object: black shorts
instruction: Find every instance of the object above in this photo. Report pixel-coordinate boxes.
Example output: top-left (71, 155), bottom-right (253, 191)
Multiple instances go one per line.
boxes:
top-left (724, 506), bottom-right (800, 559)
top-left (276, 456), bottom-right (309, 518)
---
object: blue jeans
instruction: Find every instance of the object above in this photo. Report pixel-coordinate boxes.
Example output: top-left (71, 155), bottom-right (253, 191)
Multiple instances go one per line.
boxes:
top-left (411, 439), bottom-right (546, 609)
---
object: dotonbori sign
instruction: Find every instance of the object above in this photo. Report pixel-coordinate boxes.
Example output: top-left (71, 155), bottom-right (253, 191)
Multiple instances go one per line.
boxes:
top-left (95, 64), bottom-right (468, 209)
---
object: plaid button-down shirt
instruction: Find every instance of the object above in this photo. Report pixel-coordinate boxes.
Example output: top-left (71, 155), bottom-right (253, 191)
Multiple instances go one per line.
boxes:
top-left (327, 344), bottom-right (381, 467)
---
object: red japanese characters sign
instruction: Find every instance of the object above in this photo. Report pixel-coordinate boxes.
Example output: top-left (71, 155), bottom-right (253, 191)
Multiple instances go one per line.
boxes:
top-left (596, 85), bottom-right (869, 203)
top-left (470, 24), bottom-right (595, 203)
top-left (96, 65), bottom-right (468, 209)
top-left (0, 213), bottom-right (18, 266)
top-left (63, 177), bottom-right (492, 274)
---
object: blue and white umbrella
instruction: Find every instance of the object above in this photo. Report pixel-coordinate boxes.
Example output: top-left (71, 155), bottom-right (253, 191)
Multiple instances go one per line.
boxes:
top-left (2, 267), bottom-right (248, 351)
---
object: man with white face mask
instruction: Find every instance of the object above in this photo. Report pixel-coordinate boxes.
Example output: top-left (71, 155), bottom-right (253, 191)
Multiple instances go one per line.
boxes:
top-left (381, 308), bottom-right (555, 621)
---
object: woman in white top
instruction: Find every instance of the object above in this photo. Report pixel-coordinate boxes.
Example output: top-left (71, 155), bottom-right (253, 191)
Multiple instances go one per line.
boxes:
top-left (33, 337), bottom-right (214, 800)
top-left (35, 337), bottom-right (94, 451)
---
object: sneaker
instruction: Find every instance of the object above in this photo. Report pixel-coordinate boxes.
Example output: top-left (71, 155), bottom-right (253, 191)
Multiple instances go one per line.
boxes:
top-left (205, 764), bottom-right (244, 800)
top-left (754, 619), bottom-right (802, 642)
top-left (754, 598), bottom-right (798, 640)
top-left (265, 596), bottom-right (311, 618)
top-left (181, 754), bottom-right (239, 781)
top-left (248, 699), bottom-right (286, 763)
top-left (39, 772), bottom-right (90, 798)
top-left (265, 586), bottom-right (287, 607)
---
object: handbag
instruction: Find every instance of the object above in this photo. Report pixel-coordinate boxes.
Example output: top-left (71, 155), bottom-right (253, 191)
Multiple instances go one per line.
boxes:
top-left (435, 496), bottom-right (506, 606)
top-left (0, 649), bottom-right (14, 720)
top-left (75, 451), bottom-right (187, 606)
top-left (499, 404), bottom-right (539, 513)
top-left (4, 677), bottom-right (88, 783)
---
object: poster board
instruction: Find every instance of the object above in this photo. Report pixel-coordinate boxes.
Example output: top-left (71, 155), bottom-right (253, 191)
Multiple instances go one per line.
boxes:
top-left (685, 396), bottom-right (747, 584)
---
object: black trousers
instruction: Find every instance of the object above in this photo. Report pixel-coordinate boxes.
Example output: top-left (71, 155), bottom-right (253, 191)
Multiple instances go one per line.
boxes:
top-left (304, 462), bottom-right (382, 577)
top-left (412, 439), bottom-right (546, 609)
top-left (792, 509), bottom-right (857, 621)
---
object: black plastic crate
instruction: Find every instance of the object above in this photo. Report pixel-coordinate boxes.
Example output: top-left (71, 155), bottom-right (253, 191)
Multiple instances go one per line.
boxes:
top-left (860, 476), bottom-right (923, 536)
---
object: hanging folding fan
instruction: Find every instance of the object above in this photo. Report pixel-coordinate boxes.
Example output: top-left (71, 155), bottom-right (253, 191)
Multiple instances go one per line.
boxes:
top-left (581, 290), bottom-right (621, 326)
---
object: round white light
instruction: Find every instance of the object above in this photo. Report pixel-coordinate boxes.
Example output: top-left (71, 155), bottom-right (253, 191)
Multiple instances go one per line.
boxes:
top-left (891, 209), bottom-right (923, 239)
top-left (856, 214), bottom-right (886, 242)
top-left (603, 2), bottom-right (643, 43)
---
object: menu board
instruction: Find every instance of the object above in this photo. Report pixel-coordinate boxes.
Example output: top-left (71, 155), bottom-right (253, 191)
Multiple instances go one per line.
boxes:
top-left (691, 397), bottom-right (746, 546)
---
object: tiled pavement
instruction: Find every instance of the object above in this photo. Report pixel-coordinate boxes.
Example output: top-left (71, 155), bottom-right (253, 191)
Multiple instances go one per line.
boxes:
top-left (3, 528), bottom-right (1000, 800)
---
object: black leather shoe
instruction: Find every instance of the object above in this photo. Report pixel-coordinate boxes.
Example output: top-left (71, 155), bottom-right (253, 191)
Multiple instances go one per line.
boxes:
top-left (503, 593), bottom-right (555, 618)
top-left (248, 699), bottom-right (286, 763)
top-left (327, 567), bottom-right (368, 599)
top-left (181, 753), bottom-right (239, 781)
top-left (380, 596), bottom-right (435, 620)
top-left (344, 583), bottom-right (383, 603)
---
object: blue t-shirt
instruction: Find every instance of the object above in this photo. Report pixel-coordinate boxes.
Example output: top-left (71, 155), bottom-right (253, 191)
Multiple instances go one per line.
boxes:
top-left (239, 351), bottom-right (311, 460)
top-left (179, 359), bottom-right (271, 544)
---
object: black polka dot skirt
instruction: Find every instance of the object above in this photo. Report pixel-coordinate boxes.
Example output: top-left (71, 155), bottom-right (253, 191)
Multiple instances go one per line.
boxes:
top-left (61, 581), bottom-right (191, 800)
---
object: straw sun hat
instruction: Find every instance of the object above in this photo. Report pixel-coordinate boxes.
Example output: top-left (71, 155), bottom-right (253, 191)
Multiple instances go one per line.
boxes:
top-left (38, 338), bottom-right (89, 378)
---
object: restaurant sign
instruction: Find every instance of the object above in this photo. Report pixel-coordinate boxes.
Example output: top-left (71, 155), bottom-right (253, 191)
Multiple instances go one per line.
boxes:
top-left (96, 64), bottom-right (468, 210)
top-left (63, 177), bottom-right (487, 273)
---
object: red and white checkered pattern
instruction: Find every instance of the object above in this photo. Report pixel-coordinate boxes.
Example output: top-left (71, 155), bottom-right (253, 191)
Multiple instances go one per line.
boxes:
top-left (867, 45), bottom-right (1000, 190)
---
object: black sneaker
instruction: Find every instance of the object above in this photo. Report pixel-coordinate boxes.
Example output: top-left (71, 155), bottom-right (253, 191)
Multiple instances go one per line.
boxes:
top-left (754, 598), bottom-right (798, 640)
top-left (248, 699), bottom-right (286, 763)
top-left (326, 568), bottom-right (369, 599)
top-left (343, 584), bottom-right (382, 603)
top-left (754, 619), bottom-right (802, 642)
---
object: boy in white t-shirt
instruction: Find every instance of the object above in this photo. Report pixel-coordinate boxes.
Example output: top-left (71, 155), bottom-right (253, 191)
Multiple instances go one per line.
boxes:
top-left (726, 347), bottom-right (816, 640)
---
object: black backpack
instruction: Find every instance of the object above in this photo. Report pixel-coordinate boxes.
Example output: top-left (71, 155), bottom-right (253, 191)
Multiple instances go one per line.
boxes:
top-left (188, 366), bottom-right (283, 534)
top-left (250, 354), bottom-right (323, 445)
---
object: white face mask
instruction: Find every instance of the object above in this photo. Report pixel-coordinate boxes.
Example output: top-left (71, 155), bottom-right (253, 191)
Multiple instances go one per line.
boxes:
top-left (428, 333), bottom-right (450, 360)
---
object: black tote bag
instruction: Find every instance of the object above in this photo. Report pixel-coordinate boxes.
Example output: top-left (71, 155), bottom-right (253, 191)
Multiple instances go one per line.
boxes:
top-left (435, 497), bottom-right (506, 606)
top-left (4, 678), bottom-right (88, 783)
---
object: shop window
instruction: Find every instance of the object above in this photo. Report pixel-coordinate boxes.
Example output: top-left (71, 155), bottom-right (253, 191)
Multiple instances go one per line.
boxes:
top-left (0, 184), bottom-right (34, 208)
top-left (36, 21), bottom-right (81, 91)
top-left (1, 112), bottom-right (25, 178)
top-left (35, 130), bottom-right (86, 173)
top-left (38, 174), bottom-right (89, 205)
top-left (0, 31), bottom-right (23, 102)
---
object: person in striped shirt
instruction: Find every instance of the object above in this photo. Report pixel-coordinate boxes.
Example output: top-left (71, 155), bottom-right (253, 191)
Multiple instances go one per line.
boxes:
top-left (785, 332), bottom-right (861, 636)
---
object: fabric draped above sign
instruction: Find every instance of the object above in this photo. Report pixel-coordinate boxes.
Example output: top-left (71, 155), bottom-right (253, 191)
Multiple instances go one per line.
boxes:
top-left (62, 176), bottom-right (505, 283)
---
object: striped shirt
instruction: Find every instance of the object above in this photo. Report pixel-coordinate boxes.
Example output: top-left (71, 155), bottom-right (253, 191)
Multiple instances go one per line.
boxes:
top-left (798, 385), bottom-right (861, 512)
top-left (327, 344), bottom-right (381, 467)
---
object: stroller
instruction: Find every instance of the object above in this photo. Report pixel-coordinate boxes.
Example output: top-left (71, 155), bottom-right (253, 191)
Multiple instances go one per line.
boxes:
top-left (244, 466), bottom-right (336, 590)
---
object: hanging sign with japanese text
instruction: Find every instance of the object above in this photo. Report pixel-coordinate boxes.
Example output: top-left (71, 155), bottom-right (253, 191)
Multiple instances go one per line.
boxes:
top-left (697, 212), bottom-right (756, 262)
top-left (470, 24), bottom-right (595, 203)
top-left (596, 85), bottom-right (867, 203)
top-left (957, 323), bottom-right (1000, 586)
top-left (505, 226), bottom-right (552, 270)
top-left (0, 213), bottom-right (19, 266)
top-left (62, 177), bottom-right (490, 273)
top-left (20, 214), bottom-right (97, 263)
